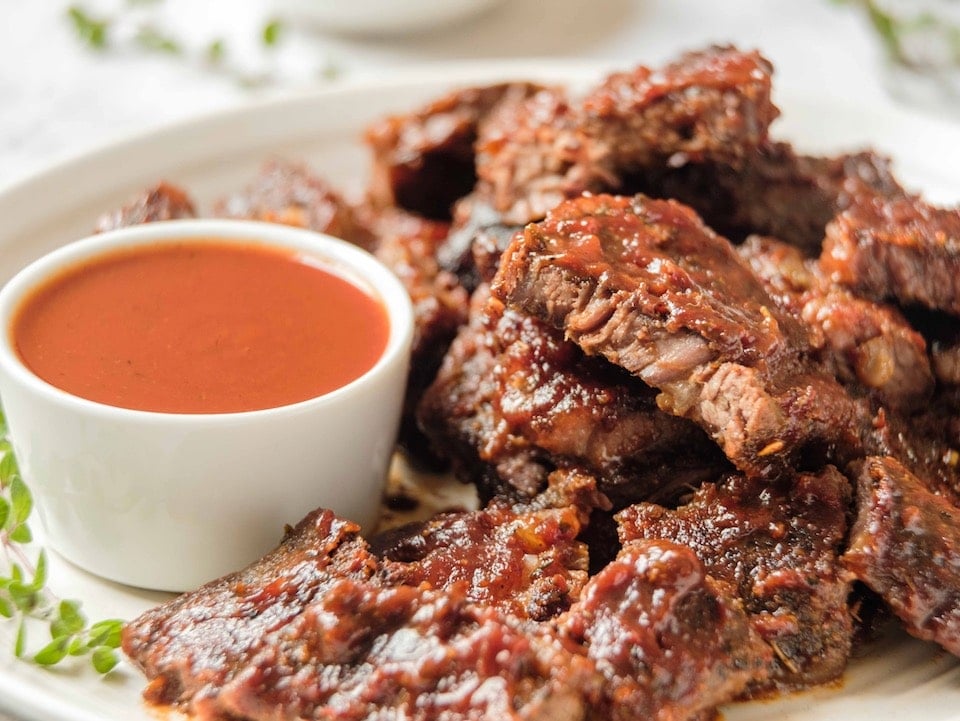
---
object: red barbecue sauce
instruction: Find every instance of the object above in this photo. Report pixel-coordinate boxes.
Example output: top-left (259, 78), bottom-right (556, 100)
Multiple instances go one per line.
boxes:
top-left (11, 241), bottom-right (390, 414)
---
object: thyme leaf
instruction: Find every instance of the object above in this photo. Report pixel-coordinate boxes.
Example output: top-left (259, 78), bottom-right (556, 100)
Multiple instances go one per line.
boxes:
top-left (135, 25), bottom-right (182, 54)
top-left (262, 19), bottom-right (283, 48)
top-left (66, 6), bottom-right (110, 50)
top-left (0, 409), bottom-right (125, 674)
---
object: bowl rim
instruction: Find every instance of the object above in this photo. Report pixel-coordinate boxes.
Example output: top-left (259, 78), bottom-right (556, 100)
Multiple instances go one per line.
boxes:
top-left (0, 218), bottom-right (415, 425)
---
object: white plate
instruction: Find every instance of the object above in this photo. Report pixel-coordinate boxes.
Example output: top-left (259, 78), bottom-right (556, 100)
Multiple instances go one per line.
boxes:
top-left (1, 60), bottom-right (959, 721)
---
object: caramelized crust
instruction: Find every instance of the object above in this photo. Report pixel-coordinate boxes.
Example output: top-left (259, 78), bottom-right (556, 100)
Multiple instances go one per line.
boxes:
top-left (822, 194), bottom-right (960, 315)
top-left (213, 159), bottom-right (376, 249)
top-left (365, 82), bottom-right (545, 219)
top-left (618, 467), bottom-right (853, 691)
top-left (740, 235), bottom-right (933, 412)
top-left (561, 539), bottom-right (772, 720)
top-left (846, 456), bottom-right (960, 657)
top-left (418, 285), bottom-right (725, 504)
top-left (95, 181), bottom-right (196, 231)
top-left (492, 193), bottom-right (862, 477)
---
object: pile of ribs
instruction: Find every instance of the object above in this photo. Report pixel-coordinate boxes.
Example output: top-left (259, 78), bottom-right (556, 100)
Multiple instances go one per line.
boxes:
top-left (115, 45), bottom-right (960, 721)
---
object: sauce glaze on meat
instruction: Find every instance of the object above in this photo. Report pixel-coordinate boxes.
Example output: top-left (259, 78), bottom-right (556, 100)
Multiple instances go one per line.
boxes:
top-left (115, 44), bottom-right (960, 721)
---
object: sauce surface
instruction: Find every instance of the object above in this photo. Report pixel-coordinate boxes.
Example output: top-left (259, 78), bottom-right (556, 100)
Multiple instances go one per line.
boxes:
top-left (12, 240), bottom-right (390, 413)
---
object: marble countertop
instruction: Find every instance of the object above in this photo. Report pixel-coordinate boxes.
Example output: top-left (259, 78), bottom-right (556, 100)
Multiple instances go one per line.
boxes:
top-left (1, 0), bottom-right (930, 192)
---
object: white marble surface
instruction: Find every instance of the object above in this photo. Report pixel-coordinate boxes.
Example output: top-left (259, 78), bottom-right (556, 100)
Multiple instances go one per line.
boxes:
top-left (1, 0), bottom-right (933, 193)
top-left (0, 1), bottom-right (953, 719)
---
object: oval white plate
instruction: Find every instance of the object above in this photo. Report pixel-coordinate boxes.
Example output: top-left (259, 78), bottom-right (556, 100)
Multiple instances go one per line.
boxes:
top-left (0, 60), bottom-right (959, 721)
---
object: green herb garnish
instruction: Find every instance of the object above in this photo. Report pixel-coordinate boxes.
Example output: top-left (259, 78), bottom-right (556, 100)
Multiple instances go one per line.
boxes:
top-left (262, 19), bottom-right (283, 48)
top-left (64, 6), bottom-right (340, 89)
top-left (206, 38), bottom-right (226, 65)
top-left (0, 410), bottom-right (124, 674)
top-left (66, 6), bottom-right (110, 50)
top-left (318, 60), bottom-right (342, 82)
top-left (135, 25), bottom-right (182, 54)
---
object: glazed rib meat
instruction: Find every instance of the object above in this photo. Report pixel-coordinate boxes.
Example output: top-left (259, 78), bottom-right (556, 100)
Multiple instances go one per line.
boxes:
top-left (418, 284), bottom-right (727, 504)
top-left (372, 472), bottom-right (594, 622)
top-left (739, 235), bottom-right (933, 412)
top-left (364, 206), bottom-right (469, 462)
top-left (738, 237), bottom-right (959, 499)
top-left (580, 46), bottom-right (777, 168)
top-left (213, 159), bottom-right (376, 249)
top-left (122, 509), bottom-right (378, 714)
top-left (125, 492), bottom-right (776, 721)
top-left (560, 539), bottom-right (772, 721)
top-left (437, 46), bottom-right (779, 286)
top-left (365, 82), bottom-right (544, 219)
top-left (629, 144), bottom-right (906, 255)
top-left (491, 193), bottom-right (861, 478)
top-left (473, 84), bottom-right (609, 226)
top-left (861, 402), bottom-right (960, 506)
top-left (821, 194), bottom-right (960, 315)
top-left (205, 581), bottom-right (603, 721)
top-left (475, 46), bottom-right (777, 228)
top-left (845, 456), bottom-right (960, 657)
top-left (94, 181), bottom-right (196, 231)
top-left (617, 466), bottom-right (853, 691)
top-left (124, 498), bottom-right (594, 720)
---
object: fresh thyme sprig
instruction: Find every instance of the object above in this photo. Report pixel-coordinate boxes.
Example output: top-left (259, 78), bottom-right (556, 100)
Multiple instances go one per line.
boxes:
top-left (0, 410), bottom-right (124, 674)
top-left (833, 0), bottom-right (960, 68)
top-left (262, 19), bottom-right (283, 48)
top-left (66, 6), bottom-right (109, 50)
top-left (66, 4), bottom-right (341, 88)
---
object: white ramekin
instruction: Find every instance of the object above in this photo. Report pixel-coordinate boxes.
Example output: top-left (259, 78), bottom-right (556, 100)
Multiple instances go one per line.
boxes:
top-left (0, 219), bottom-right (413, 592)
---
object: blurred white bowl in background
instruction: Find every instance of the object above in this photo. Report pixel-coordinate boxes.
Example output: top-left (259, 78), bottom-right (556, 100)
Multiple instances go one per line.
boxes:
top-left (274, 0), bottom-right (506, 36)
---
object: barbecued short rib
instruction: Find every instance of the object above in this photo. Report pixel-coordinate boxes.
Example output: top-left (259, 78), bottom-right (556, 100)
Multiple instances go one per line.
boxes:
top-left (473, 83), bottom-right (611, 228)
top-left (560, 539), bottom-right (772, 720)
top-left (124, 500), bottom-right (779, 721)
top-left (126, 497), bottom-right (770, 720)
top-left (122, 509), bottom-right (377, 712)
top-left (821, 194), bottom-right (960, 315)
top-left (491, 193), bottom-right (861, 478)
top-left (364, 82), bottom-right (545, 220)
top-left (437, 195), bottom-right (525, 290)
top-left (209, 580), bottom-right (606, 721)
top-left (739, 235), bottom-right (933, 412)
top-left (845, 456), bottom-right (960, 658)
top-left (124, 498), bottom-right (594, 719)
top-left (628, 144), bottom-right (906, 255)
top-left (418, 284), bottom-right (727, 504)
top-left (473, 46), bottom-right (777, 229)
top-left (372, 485), bottom-right (593, 622)
top-left (436, 46), bottom-right (780, 288)
top-left (618, 467), bottom-right (853, 691)
top-left (213, 159), bottom-right (376, 249)
top-left (581, 46), bottom-right (777, 169)
top-left (360, 206), bottom-right (469, 464)
top-left (94, 181), bottom-right (197, 231)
